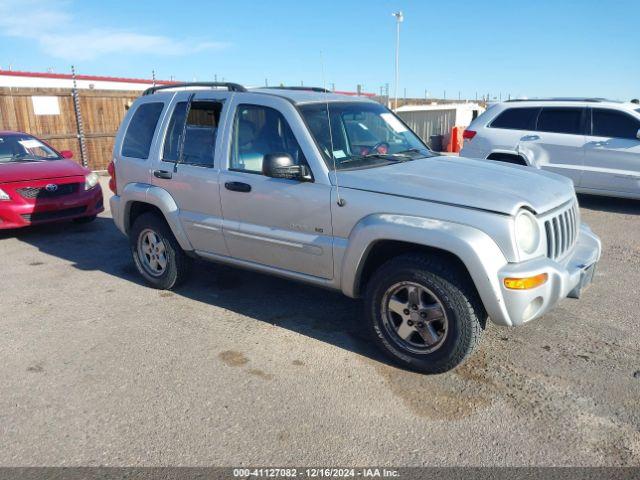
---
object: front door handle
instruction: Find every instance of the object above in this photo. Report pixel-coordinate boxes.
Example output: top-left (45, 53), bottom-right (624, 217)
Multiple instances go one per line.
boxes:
top-left (225, 181), bottom-right (252, 193)
top-left (520, 135), bottom-right (540, 141)
top-left (153, 170), bottom-right (172, 179)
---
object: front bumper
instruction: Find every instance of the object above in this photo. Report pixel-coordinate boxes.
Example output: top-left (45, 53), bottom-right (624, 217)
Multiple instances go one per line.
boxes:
top-left (0, 186), bottom-right (104, 229)
top-left (494, 223), bottom-right (601, 326)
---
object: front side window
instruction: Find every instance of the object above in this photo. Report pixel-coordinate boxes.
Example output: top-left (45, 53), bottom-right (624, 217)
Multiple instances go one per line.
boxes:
top-left (230, 104), bottom-right (306, 173)
top-left (299, 102), bottom-right (432, 170)
top-left (536, 108), bottom-right (584, 135)
top-left (592, 109), bottom-right (640, 140)
top-left (122, 102), bottom-right (164, 159)
top-left (163, 100), bottom-right (222, 167)
top-left (0, 134), bottom-right (60, 163)
top-left (490, 107), bottom-right (539, 130)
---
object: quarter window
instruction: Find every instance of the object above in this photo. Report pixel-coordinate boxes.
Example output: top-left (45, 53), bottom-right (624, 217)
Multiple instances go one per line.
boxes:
top-left (490, 108), bottom-right (539, 130)
top-left (121, 102), bottom-right (164, 159)
top-left (536, 108), bottom-right (584, 135)
top-left (592, 109), bottom-right (640, 140)
top-left (163, 100), bottom-right (222, 167)
top-left (230, 104), bottom-right (306, 173)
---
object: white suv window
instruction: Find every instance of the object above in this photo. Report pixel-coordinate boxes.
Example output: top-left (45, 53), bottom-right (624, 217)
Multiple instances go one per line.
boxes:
top-left (592, 109), bottom-right (640, 140)
top-left (490, 107), bottom-right (539, 130)
top-left (536, 108), bottom-right (584, 135)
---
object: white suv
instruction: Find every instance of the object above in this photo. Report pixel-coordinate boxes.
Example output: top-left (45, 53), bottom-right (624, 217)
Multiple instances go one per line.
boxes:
top-left (460, 99), bottom-right (640, 199)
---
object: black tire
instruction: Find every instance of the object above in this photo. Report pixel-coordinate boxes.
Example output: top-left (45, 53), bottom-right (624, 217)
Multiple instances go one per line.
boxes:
top-left (130, 212), bottom-right (191, 290)
top-left (364, 253), bottom-right (486, 374)
top-left (486, 152), bottom-right (527, 166)
top-left (73, 214), bottom-right (97, 224)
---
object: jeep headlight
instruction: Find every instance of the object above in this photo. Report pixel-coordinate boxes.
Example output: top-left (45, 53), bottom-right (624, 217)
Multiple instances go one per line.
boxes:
top-left (84, 172), bottom-right (99, 190)
top-left (515, 210), bottom-right (541, 255)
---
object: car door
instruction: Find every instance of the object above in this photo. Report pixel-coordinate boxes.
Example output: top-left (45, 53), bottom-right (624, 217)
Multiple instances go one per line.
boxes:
top-left (151, 90), bottom-right (230, 255)
top-left (218, 96), bottom-right (334, 280)
top-left (516, 106), bottom-right (586, 186)
top-left (582, 108), bottom-right (640, 195)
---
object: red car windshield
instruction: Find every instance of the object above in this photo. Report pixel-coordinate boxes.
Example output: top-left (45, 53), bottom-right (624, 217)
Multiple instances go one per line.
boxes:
top-left (0, 135), bottom-right (61, 163)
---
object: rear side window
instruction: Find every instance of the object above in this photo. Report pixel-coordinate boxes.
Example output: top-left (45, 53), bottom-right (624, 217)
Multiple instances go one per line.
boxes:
top-left (121, 102), bottom-right (164, 159)
top-left (536, 108), bottom-right (584, 135)
top-left (490, 108), bottom-right (539, 130)
top-left (592, 109), bottom-right (640, 139)
top-left (163, 100), bottom-right (223, 166)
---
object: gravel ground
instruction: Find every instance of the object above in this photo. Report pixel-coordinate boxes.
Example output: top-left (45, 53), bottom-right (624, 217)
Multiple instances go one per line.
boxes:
top-left (1, 178), bottom-right (639, 466)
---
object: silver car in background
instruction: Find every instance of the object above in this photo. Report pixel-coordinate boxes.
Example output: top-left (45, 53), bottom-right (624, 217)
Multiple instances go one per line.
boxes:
top-left (460, 98), bottom-right (640, 199)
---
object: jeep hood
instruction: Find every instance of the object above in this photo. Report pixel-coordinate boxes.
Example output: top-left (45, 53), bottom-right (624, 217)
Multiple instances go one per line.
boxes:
top-left (334, 155), bottom-right (575, 216)
top-left (0, 159), bottom-right (87, 184)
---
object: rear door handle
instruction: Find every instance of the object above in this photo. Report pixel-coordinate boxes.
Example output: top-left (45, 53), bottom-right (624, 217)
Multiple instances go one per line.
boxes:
top-left (520, 135), bottom-right (540, 141)
top-left (153, 170), bottom-right (172, 179)
top-left (224, 181), bottom-right (252, 193)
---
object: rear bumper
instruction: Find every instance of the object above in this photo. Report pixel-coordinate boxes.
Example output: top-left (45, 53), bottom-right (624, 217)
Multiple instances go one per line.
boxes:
top-left (109, 194), bottom-right (126, 234)
top-left (0, 185), bottom-right (104, 229)
top-left (493, 223), bottom-right (601, 326)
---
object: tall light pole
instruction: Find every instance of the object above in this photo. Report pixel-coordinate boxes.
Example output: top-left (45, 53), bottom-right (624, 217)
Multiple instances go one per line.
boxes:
top-left (392, 11), bottom-right (403, 111)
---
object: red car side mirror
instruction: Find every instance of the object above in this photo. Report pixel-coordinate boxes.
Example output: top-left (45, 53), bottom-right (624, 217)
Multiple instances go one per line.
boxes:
top-left (60, 150), bottom-right (74, 159)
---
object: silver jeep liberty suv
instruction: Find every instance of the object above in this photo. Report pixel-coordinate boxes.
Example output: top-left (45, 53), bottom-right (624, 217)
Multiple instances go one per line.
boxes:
top-left (109, 82), bottom-right (601, 373)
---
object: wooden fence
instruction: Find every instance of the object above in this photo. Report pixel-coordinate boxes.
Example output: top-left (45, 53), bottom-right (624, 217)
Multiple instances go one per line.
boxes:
top-left (0, 87), bottom-right (139, 171)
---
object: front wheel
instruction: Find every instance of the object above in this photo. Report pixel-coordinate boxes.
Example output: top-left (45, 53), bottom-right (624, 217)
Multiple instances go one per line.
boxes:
top-left (130, 212), bottom-right (191, 290)
top-left (364, 254), bottom-right (485, 373)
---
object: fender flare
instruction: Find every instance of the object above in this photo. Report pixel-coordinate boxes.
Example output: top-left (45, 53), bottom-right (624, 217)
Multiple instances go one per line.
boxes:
top-left (341, 213), bottom-right (511, 325)
top-left (121, 183), bottom-right (193, 251)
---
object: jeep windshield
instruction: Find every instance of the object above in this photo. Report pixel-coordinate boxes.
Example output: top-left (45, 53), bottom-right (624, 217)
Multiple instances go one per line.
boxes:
top-left (299, 102), bottom-right (434, 170)
top-left (0, 134), bottom-right (61, 163)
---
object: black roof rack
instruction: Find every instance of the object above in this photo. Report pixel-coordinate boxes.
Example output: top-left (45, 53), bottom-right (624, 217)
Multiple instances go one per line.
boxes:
top-left (504, 97), bottom-right (610, 103)
top-left (263, 86), bottom-right (331, 93)
top-left (142, 82), bottom-right (247, 96)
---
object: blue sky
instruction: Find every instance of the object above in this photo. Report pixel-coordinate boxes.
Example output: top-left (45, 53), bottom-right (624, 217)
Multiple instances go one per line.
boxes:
top-left (0, 0), bottom-right (638, 99)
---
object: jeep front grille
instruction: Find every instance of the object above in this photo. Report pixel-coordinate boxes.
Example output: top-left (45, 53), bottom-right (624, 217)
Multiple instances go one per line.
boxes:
top-left (544, 202), bottom-right (579, 261)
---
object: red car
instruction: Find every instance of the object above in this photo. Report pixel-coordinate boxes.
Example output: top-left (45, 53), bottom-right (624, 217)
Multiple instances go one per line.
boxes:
top-left (0, 131), bottom-right (104, 229)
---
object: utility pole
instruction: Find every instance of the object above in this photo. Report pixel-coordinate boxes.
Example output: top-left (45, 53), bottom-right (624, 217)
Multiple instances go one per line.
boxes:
top-left (70, 65), bottom-right (88, 168)
top-left (392, 11), bottom-right (403, 110)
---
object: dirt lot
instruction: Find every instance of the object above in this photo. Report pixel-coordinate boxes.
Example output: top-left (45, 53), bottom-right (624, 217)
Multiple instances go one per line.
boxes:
top-left (1, 178), bottom-right (639, 466)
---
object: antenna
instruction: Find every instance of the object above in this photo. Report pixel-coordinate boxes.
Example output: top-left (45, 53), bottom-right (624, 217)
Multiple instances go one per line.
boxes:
top-left (321, 52), bottom-right (345, 207)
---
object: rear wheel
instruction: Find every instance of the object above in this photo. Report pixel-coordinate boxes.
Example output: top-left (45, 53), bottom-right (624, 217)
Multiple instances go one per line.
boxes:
top-left (364, 253), bottom-right (485, 373)
top-left (130, 212), bottom-right (191, 289)
top-left (486, 152), bottom-right (527, 166)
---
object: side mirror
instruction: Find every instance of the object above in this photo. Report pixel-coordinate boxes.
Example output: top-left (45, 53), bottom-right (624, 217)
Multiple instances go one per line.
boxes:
top-left (60, 150), bottom-right (74, 159)
top-left (262, 153), bottom-right (310, 181)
